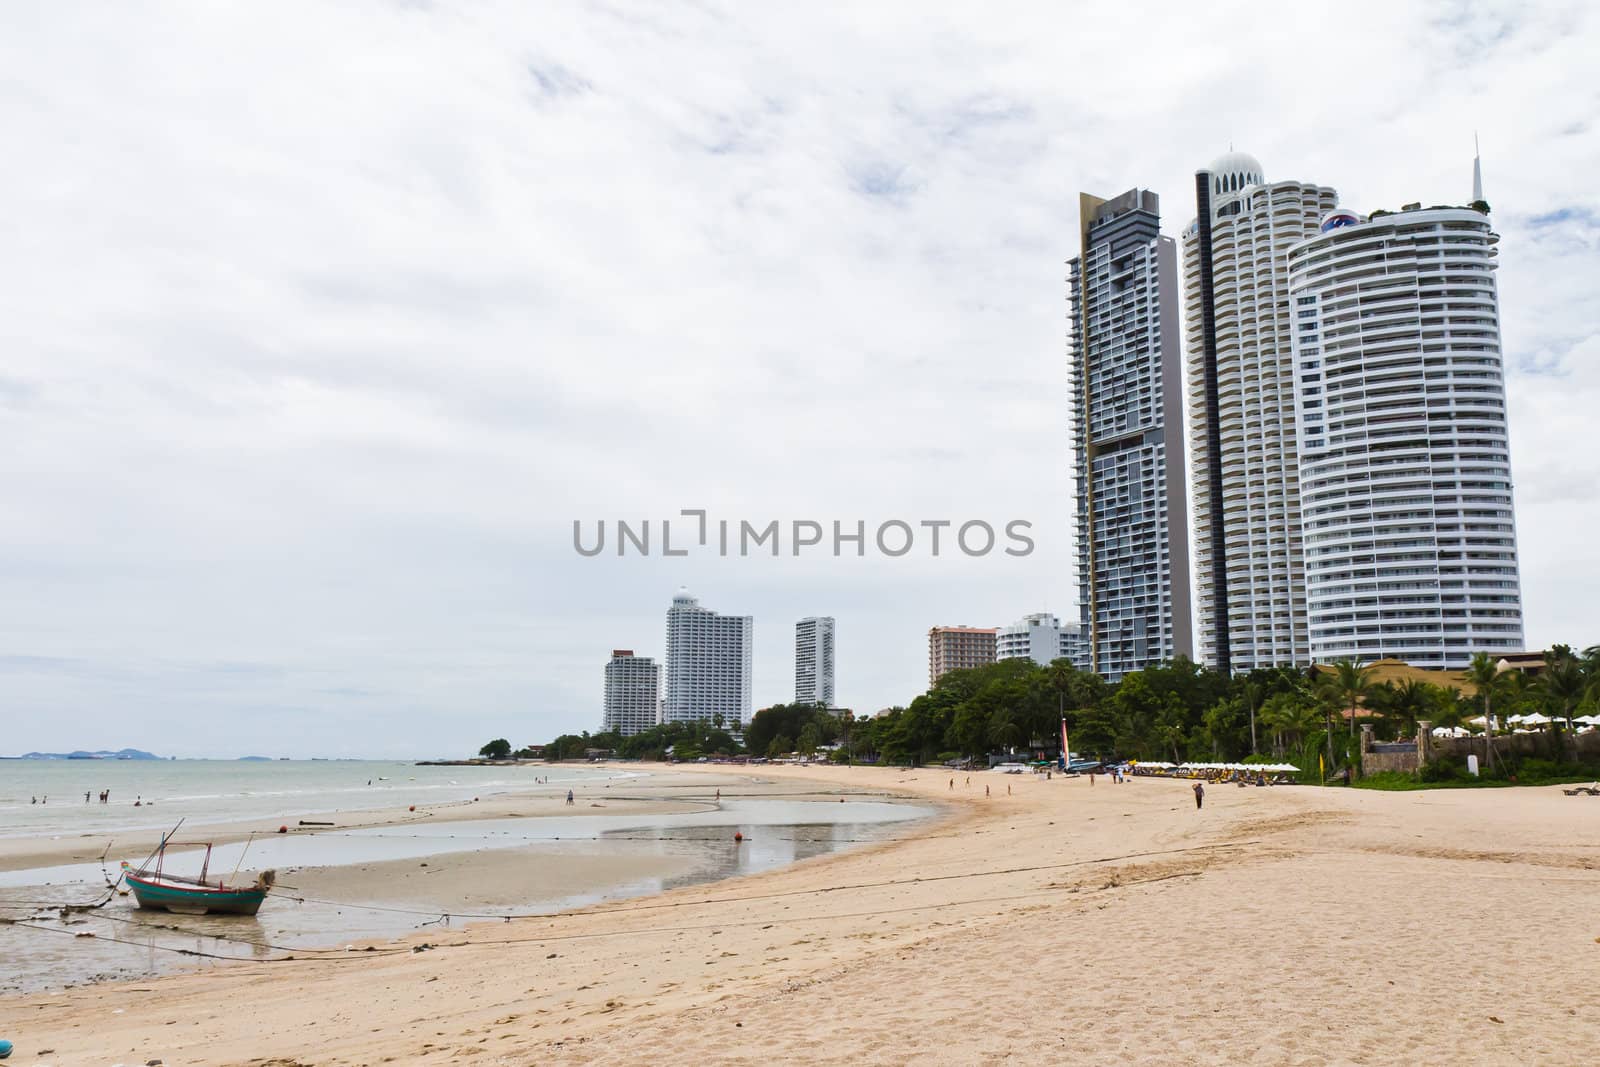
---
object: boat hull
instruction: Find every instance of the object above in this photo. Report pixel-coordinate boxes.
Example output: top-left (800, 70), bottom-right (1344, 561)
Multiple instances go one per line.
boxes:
top-left (124, 874), bottom-right (267, 916)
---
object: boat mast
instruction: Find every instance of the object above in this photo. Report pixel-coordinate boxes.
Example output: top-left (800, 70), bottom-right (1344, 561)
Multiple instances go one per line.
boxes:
top-left (136, 819), bottom-right (186, 876)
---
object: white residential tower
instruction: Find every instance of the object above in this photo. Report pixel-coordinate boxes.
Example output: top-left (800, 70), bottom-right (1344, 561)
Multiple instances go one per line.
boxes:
top-left (1285, 178), bottom-right (1524, 668)
top-left (602, 650), bottom-right (661, 737)
top-left (996, 612), bottom-right (1084, 668)
top-left (1183, 152), bottom-right (1339, 673)
top-left (794, 616), bottom-right (835, 706)
top-left (664, 588), bottom-right (754, 727)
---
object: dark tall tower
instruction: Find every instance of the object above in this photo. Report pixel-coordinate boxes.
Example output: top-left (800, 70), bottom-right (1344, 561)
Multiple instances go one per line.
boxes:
top-left (1069, 188), bottom-right (1192, 680)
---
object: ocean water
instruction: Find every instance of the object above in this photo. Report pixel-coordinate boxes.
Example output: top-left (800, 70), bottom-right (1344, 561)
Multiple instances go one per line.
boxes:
top-left (0, 759), bottom-right (625, 839)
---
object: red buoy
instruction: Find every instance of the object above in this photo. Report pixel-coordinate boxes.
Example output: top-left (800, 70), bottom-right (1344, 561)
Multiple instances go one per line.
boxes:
top-left (409, 805), bottom-right (416, 812)
top-left (734, 831), bottom-right (743, 842)
top-left (277, 825), bottom-right (287, 834)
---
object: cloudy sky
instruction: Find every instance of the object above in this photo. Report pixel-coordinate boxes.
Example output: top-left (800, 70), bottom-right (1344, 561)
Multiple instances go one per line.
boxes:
top-left (2, 1), bottom-right (1596, 758)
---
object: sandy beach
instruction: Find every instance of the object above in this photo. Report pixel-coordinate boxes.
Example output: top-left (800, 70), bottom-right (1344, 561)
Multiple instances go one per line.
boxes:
top-left (3, 763), bottom-right (1598, 1065)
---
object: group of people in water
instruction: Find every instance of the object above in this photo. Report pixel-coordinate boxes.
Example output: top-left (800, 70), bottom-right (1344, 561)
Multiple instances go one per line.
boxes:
top-left (30, 790), bottom-right (135, 805)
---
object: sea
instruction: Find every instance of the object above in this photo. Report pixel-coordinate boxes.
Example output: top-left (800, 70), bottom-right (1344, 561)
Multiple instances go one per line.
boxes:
top-left (0, 758), bottom-right (608, 839)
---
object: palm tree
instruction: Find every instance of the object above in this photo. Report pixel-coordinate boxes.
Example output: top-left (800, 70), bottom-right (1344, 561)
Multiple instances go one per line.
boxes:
top-left (1431, 685), bottom-right (1466, 730)
top-left (1316, 658), bottom-right (1375, 771)
top-left (1258, 692), bottom-right (1317, 757)
top-left (1541, 648), bottom-right (1586, 733)
top-left (1465, 651), bottom-right (1503, 771)
top-left (1241, 680), bottom-right (1263, 756)
top-left (1389, 679), bottom-right (1434, 741)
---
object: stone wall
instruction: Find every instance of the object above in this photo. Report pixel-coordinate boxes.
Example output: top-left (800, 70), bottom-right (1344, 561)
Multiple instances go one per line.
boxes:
top-left (1359, 723), bottom-right (1422, 776)
top-left (1434, 729), bottom-right (1600, 765)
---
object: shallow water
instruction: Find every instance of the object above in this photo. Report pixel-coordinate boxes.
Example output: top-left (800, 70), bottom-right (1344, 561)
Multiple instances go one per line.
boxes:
top-left (0, 759), bottom-right (628, 839)
top-left (0, 796), bottom-right (935, 993)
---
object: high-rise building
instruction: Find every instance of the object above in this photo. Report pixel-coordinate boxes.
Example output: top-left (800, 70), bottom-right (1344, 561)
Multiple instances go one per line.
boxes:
top-left (1285, 181), bottom-right (1524, 668)
top-left (602, 650), bottom-right (661, 737)
top-left (996, 612), bottom-right (1082, 668)
top-left (1069, 188), bottom-right (1193, 681)
top-left (1184, 152), bottom-right (1339, 674)
top-left (794, 616), bottom-right (836, 706)
top-left (1059, 625), bottom-right (1087, 670)
top-left (664, 588), bottom-right (753, 727)
top-left (927, 626), bottom-right (996, 686)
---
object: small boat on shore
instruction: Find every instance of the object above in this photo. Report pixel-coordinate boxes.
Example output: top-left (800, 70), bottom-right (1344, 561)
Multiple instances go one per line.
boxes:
top-left (121, 824), bottom-right (275, 916)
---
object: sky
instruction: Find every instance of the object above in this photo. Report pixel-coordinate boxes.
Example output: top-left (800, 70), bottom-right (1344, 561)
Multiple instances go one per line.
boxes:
top-left (2, 1), bottom-right (1598, 758)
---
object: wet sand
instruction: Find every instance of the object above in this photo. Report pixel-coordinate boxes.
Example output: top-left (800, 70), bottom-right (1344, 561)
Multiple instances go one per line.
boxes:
top-left (0, 767), bottom-right (932, 993)
top-left (4, 763), bottom-right (1598, 1065)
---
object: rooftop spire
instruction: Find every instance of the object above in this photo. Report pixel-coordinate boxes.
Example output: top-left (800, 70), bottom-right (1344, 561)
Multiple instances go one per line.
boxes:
top-left (1472, 132), bottom-right (1484, 203)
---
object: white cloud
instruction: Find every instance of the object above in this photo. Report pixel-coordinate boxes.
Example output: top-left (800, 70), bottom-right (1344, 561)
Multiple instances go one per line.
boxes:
top-left (1, 0), bottom-right (1596, 755)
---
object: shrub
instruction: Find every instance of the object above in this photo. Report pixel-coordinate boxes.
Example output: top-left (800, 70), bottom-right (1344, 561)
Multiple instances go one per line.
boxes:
top-left (1354, 771), bottom-right (1426, 791)
top-left (1420, 758), bottom-right (1474, 783)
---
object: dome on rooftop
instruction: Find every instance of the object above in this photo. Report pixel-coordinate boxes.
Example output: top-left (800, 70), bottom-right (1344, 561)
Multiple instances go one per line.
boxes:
top-left (672, 586), bottom-right (697, 606)
top-left (1205, 151), bottom-right (1265, 197)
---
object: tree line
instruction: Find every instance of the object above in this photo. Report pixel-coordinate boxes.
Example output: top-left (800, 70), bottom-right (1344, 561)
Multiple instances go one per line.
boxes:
top-left (507, 644), bottom-right (1600, 777)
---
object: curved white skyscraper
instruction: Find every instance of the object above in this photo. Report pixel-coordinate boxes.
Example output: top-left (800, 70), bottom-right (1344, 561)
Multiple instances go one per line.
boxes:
top-left (1184, 152), bottom-right (1338, 672)
top-left (664, 588), bottom-right (753, 727)
top-left (1286, 204), bottom-right (1524, 668)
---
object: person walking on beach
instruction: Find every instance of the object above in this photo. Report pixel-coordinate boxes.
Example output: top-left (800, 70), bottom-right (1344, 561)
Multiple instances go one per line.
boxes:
top-left (1193, 780), bottom-right (1205, 810)
top-left (949, 778), bottom-right (954, 790)
top-left (985, 784), bottom-right (990, 797)
top-left (566, 789), bottom-right (574, 806)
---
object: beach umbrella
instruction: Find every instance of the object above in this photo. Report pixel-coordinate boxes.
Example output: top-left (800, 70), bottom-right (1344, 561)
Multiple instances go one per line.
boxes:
top-left (1520, 712), bottom-right (1552, 726)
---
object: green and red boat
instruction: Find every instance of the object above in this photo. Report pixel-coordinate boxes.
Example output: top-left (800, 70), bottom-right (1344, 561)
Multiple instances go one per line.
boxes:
top-left (121, 826), bottom-right (276, 916)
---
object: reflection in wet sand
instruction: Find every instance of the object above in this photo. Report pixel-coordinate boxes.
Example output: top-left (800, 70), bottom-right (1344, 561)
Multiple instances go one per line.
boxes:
top-left (0, 798), bottom-right (933, 993)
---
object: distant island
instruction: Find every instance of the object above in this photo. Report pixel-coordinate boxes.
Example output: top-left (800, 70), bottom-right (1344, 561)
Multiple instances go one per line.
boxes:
top-left (19, 748), bottom-right (161, 761)
top-left (237, 755), bottom-right (273, 761)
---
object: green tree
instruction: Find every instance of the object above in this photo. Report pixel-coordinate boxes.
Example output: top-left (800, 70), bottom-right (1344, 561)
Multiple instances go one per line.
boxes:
top-left (1155, 694), bottom-right (1188, 762)
top-left (988, 709), bottom-right (1024, 753)
top-left (1465, 651), bottom-right (1504, 771)
top-left (478, 738), bottom-right (512, 759)
top-left (1240, 680), bottom-right (1263, 756)
top-left (1317, 658), bottom-right (1375, 768)
top-left (1541, 646), bottom-right (1586, 728)
top-left (1260, 691), bottom-right (1319, 758)
top-left (1387, 679), bottom-right (1436, 741)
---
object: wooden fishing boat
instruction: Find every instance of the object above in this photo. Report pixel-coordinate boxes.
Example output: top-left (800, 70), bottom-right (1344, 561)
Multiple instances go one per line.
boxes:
top-left (121, 826), bottom-right (275, 916)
